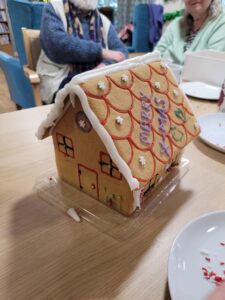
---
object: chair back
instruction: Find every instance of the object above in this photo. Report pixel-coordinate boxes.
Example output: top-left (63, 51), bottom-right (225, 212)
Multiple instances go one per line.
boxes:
top-left (7, 0), bottom-right (45, 65)
top-left (128, 3), bottom-right (163, 53)
top-left (21, 28), bottom-right (41, 71)
top-left (21, 27), bottom-right (42, 106)
top-left (0, 51), bottom-right (35, 108)
top-left (133, 4), bottom-right (152, 53)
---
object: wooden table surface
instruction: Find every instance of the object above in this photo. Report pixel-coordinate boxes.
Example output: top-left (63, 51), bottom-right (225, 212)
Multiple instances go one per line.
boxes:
top-left (0, 99), bottom-right (224, 300)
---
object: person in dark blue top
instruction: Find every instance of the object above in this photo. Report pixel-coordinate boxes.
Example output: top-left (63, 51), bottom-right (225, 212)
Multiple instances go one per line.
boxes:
top-left (37, 0), bottom-right (128, 104)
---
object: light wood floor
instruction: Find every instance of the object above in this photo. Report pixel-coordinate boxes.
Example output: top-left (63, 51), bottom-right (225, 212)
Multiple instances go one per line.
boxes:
top-left (0, 68), bottom-right (17, 114)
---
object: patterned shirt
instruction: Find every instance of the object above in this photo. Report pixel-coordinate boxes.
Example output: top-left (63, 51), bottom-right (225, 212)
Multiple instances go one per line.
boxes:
top-left (184, 30), bottom-right (199, 52)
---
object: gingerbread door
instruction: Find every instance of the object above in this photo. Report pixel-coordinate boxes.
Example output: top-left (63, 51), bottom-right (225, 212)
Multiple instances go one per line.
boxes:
top-left (78, 164), bottom-right (99, 200)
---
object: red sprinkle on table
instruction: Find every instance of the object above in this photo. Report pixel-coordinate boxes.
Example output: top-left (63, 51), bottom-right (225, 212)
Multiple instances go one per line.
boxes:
top-left (209, 271), bottom-right (216, 277)
top-left (215, 276), bottom-right (223, 282)
top-left (201, 245), bottom-right (225, 285)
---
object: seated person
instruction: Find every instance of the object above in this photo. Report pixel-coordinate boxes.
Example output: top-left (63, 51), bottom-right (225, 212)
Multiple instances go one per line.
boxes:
top-left (37, 0), bottom-right (128, 104)
top-left (155, 0), bottom-right (225, 64)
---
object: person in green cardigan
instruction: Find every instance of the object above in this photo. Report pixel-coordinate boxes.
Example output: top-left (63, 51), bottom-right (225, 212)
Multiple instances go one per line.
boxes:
top-left (155, 0), bottom-right (225, 64)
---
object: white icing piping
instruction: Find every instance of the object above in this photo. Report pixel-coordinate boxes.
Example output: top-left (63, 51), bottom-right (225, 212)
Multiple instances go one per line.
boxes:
top-left (36, 51), bottom-right (161, 140)
top-left (69, 84), bottom-right (139, 191)
top-left (67, 208), bottom-right (81, 222)
top-left (133, 189), bottom-right (141, 210)
top-left (36, 86), bottom-right (70, 139)
top-left (35, 51), bottom-right (162, 193)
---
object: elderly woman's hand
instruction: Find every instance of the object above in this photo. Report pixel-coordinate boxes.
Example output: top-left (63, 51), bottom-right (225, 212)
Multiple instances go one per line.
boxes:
top-left (102, 49), bottom-right (125, 62)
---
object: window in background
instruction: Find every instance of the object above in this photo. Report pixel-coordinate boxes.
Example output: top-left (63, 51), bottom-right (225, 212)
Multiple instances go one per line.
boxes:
top-left (98, 0), bottom-right (154, 31)
top-left (98, 0), bottom-right (118, 9)
top-left (98, 0), bottom-right (118, 28)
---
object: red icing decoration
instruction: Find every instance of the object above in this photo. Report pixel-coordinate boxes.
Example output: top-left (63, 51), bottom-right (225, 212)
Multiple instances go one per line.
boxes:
top-left (83, 63), bottom-right (199, 184)
top-left (99, 151), bottom-right (122, 181)
top-left (78, 164), bottom-right (99, 200)
top-left (56, 132), bottom-right (75, 158)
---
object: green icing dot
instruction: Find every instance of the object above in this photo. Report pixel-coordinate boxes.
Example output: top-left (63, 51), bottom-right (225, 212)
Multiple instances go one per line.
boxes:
top-left (175, 108), bottom-right (186, 122)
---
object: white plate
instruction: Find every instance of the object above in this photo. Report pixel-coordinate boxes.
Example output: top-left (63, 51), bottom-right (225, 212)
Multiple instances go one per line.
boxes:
top-left (198, 113), bottom-right (225, 153)
top-left (180, 81), bottom-right (220, 100)
top-left (168, 211), bottom-right (225, 300)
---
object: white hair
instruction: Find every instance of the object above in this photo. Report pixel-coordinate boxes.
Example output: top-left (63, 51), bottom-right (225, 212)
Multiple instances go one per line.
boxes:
top-left (69, 0), bottom-right (98, 10)
top-left (208, 0), bottom-right (223, 18)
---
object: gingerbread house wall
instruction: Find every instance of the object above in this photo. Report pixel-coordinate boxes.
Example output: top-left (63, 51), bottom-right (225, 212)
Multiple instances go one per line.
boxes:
top-left (51, 99), bottom-right (135, 216)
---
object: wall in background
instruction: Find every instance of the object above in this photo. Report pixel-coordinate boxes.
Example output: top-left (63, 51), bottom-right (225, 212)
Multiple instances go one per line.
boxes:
top-left (98, 0), bottom-right (184, 30)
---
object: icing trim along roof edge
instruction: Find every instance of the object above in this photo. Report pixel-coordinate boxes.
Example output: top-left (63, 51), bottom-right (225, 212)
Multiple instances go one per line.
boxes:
top-left (36, 51), bottom-right (161, 140)
top-left (37, 83), bottom-right (140, 191)
top-left (36, 51), bottom-right (162, 193)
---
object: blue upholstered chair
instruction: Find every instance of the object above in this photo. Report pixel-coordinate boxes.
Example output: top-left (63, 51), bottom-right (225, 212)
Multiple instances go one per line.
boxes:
top-left (0, 0), bottom-right (45, 108)
top-left (128, 3), bottom-right (163, 53)
top-left (128, 4), bottom-right (153, 53)
top-left (0, 51), bottom-right (35, 109)
top-left (7, 0), bottom-right (45, 65)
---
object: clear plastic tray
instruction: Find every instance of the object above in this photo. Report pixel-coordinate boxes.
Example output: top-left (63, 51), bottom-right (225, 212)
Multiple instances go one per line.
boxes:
top-left (34, 157), bottom-right (189, 240)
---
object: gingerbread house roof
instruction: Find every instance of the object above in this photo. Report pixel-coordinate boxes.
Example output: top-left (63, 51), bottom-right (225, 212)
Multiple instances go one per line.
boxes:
top-left (36, 52), bottom-right (200, 194)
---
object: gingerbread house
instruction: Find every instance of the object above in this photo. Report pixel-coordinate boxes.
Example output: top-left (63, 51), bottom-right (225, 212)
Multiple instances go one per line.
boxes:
top-left (36, 52), bottom-right (200, 216)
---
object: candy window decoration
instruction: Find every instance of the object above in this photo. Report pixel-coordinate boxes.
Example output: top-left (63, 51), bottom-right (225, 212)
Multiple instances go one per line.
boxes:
top-left (56, 133), bottom-right (74, 158)
top-left (99, 152), bottom-right (122, 180)
top-left (75, 111), bottom-right (92, 133)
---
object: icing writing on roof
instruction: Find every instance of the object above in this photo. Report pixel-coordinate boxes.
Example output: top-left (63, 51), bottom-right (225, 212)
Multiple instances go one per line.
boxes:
top-left (140, 92), bottom-right (152, 145)
top-left (78, 60), bottom-right (200, 186)
top-left (139, 92), bottom-right (170, 157)
top-left (154, 97), bottom-right (170, 157)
